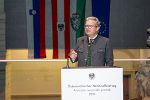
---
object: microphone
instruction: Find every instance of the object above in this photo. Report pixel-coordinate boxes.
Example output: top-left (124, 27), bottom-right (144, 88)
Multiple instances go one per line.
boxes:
top-left (66, 57), bottom-right (70, 69)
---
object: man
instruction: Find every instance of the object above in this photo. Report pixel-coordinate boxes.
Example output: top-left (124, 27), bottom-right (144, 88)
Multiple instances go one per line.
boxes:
top-left (70, 16), bottom-right (113, 67)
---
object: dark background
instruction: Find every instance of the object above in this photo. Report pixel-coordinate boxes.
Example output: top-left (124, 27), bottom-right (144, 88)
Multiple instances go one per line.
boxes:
top-left (5, 0), bottom-right (150, 49)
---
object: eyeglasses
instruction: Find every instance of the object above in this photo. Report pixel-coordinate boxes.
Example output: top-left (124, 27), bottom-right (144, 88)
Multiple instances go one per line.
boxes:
top-left (84, 25), bottom-right (97, 29)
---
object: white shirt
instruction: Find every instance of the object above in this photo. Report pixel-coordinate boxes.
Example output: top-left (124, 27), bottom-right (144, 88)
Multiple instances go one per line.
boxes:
top-left (88, 35), bottom-right (98, 43)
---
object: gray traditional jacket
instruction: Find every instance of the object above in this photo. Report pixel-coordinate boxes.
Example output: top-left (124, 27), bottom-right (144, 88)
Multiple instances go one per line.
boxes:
top-left (72, 35), bottom-right (114, 67)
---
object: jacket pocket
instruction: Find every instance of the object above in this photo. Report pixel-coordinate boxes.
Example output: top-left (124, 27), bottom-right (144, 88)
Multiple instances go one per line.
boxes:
top-left (96, 48), bottom-right (105, 59)
top-left (97, 48), bottom-right (105, 53)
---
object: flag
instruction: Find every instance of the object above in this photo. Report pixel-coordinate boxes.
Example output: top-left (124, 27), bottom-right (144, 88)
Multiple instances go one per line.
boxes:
top-left (92, 0), bottom-right (111, 38)
top-left (26, 0), bottom-right (110, 59)
top-left (26, 0), bottom-right (46, 58)
top-left (84, 0), bottom-right (111, 38)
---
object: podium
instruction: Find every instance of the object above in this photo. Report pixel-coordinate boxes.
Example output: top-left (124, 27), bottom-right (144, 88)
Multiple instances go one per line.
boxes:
top-left (61, 67), bottom-right (123, 100)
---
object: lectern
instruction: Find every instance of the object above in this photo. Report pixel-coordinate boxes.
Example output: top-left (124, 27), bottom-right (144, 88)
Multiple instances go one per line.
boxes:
top-left (61, 67), bottom-right (123, 100)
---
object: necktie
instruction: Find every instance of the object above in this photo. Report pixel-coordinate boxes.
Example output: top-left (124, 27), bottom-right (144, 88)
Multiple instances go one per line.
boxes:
top-left (90, 39), bottom-right (94, 43)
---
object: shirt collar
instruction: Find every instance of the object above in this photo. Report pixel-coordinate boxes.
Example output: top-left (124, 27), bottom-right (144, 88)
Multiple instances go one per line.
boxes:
top-left (88, 35), bottom-right (98, 42)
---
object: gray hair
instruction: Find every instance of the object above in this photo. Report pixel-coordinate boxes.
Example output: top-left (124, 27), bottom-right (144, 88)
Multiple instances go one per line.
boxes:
top-left (86, 17), bottom-right (101, 27)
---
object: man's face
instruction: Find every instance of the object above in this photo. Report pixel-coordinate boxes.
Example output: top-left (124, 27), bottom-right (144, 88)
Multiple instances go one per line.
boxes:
top-left (84, 20), bottom-right (100, 37)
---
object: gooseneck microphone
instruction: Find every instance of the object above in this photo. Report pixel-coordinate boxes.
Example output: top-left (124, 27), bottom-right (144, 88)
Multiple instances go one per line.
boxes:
top-left (66, 57), bottom-right (70, 69)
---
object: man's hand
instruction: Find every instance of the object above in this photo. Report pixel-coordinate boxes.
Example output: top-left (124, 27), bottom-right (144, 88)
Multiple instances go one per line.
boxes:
top-left (70, 50), bottom-right (77, 59)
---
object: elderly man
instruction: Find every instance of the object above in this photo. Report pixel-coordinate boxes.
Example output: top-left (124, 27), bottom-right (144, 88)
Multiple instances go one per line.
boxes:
top-left (70, 16), bottom-right (114, 67)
